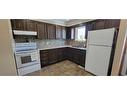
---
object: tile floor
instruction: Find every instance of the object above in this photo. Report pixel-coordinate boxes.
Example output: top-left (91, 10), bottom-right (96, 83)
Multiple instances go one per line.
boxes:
top-left (27, 60), bottom-right (93, 76)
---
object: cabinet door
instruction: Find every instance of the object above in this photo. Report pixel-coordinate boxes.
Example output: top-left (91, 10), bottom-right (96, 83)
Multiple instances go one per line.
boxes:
top-left (40, 50), bottom-right (49, 67)
top-left (57, 48), bottom-right (66, 61)
top-left (37, 22), bottom-right (47, 39)
top-left (11, 19), bottom-right (27, 30)
top-left (79, 50), bottom-right (86, 67)
top-left (26, 20), bottom-right (37, 31)
top-left (68, 48), bottom-right (73, 61)
top-left (47, 24), bottom-right (56, 39)
top-left (56, 25), bottom-right (62, 39)
top-left (93, 20), bottom-right (106, 30)
top-left (48, 49), bottom-right (58, 64)
top-left (105, 19), bottom-right (120, 29)
top-left (57, 48), bottom-right (63, 61)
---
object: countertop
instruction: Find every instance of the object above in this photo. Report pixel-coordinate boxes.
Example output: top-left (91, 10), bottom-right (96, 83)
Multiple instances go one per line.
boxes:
top-left (38, 45), bottom-right (87, 51)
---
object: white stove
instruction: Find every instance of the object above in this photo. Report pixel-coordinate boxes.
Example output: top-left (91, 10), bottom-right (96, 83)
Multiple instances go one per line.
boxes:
top-left (14, 42), bottom-right (41, 75)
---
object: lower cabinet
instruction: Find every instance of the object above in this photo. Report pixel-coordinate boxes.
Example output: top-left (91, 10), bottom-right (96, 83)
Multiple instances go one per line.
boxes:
top-left (40, 47), bottom-right (86, 68)
top-left (48, 49), bottom-right (58, 64)
top-left (66, 48), bottom-right (86, 67)
top-left (40, 50), bottom-right (49, 67)
top-left (40, 48), bottom-right (67, 68)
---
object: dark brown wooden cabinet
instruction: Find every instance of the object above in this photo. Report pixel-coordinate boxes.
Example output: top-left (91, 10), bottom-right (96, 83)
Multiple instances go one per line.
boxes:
top-left (40, 50), bottom-right (49, 67)
top-left (11, 19), bottom-right (67, 39)
top-left (11, 19), bottom-right (27, 30)
top-left (56, 25), bottom-right (62, 39)
top-left (48, 49), bottom-right (58, 64)
top-left (56, 25), bottom-right (66, 39)
top-left (105, 19), bottom-right (120, 29)
top-left (47, 24), bottom-right (56, 39)
top-left (36, 22), bottom-right (47, 39)
top-left (66, 48), bottom-right (86, 67)
top-left (40, 47), bottom-right (86, 68)
top-left (40, 48), bottom-right (67, 68)
top-left (93, 20), bottom-right (106, 30)
top-left (11, 19), bottom-right (37, 31)
top-left (26, 20), bottom-right (37, 31)
top-left (90, 19), bottom-right (120, 30)
top-left (57, 48), bottom-right (66, 61)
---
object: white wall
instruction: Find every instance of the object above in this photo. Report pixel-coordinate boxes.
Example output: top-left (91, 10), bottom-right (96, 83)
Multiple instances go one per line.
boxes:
top-left (0, 19), bottom-right (17, 75)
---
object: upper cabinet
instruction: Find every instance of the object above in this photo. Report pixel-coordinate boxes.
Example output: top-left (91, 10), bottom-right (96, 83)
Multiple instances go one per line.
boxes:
top-left (11, 19), bottom-right (27, 30)
top-left (36, 22), bottom-right (47, 39)
top-left (11, 19), bottom-right (37, 31)
top-left (56, 25), bottom-right (62, 39)
top-left (105, 19), bottom-right (120, 29)
top-left (92, 19), bottom-right (120, 30)
top-left (11, 19), bottom-right (67, 40)
top-left (26, 20), bottom-right (37, 31)
top-left (56, 25), bottom-right (66, 39)
top-left (11, 19), bottom-right (120, 40)
top-left (47, 23), bottom-right (56, 39)
top-left (93, 20), bottom-right (106, 30)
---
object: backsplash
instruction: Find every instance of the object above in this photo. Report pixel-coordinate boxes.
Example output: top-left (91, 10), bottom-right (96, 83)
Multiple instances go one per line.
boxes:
top-left (36, 39), bottom-right (66, 49)
top-left (14, 36), bottom-right (86, 49)
top-left (65, 40), bottom-right (86, 48)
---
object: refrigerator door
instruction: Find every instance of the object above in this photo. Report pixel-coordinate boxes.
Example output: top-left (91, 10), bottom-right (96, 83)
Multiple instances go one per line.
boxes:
top-left (85, 45), bottom-right (112, 75)
top-left (88, 28), bottom-right (115, 46)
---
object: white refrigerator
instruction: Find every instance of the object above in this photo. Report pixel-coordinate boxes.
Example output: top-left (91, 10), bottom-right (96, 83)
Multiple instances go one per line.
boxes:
top-left (85, 28), bottom-right (115, 76)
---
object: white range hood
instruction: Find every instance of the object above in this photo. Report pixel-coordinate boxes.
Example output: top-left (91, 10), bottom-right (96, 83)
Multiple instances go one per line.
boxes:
top-left (13, 30), bottom-right (37, 36)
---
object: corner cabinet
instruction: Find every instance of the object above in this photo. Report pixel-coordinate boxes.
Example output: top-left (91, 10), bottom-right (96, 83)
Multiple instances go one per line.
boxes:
top-left (66, 48), bottom-right (86, 67)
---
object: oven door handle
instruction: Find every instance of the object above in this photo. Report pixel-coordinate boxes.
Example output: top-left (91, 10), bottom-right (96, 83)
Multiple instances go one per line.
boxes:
top-left (31, 60), bottom-right (37, 62)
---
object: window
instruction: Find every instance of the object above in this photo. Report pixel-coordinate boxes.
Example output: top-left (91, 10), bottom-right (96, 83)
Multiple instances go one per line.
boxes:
top-left (75, 26), bottom-right (86, 41)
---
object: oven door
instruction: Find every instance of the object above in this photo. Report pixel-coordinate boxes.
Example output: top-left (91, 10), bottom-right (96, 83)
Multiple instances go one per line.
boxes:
top-left (15, 50), bottom-right (39, 68)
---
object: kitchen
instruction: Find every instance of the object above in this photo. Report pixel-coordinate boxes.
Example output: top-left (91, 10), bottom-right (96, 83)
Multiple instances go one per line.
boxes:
top-left (1, 19), bottom-right (126, 76)
top-left (1, 1), bottom-right (127, 95)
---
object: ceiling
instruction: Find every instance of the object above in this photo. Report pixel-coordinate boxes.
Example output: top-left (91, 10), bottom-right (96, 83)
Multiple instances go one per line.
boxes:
top-left (33, 19), bottom-right (94, 26)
